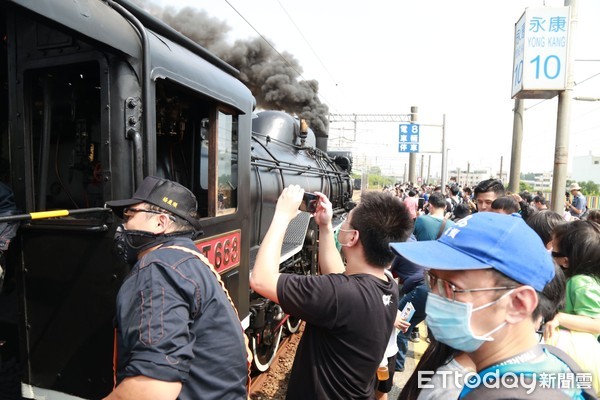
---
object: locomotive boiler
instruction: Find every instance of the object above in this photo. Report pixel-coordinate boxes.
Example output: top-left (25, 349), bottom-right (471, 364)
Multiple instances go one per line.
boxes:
top-left (248, 110), bottom-right (354, 370)
top-left (0, 0), bottom-right (354, 398)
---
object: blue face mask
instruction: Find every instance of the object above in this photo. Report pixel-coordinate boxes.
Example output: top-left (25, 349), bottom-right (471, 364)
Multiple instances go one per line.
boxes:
top-left (425, 291), bottom-right (513, 352)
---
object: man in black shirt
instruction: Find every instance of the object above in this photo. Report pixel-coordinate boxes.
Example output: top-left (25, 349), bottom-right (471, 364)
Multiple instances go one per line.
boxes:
top-left (251, 185), bottom-right (413, 399)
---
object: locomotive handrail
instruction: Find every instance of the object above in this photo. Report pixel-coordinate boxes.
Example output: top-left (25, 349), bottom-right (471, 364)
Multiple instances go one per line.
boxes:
top-left (108, 0), bottom-right (150, 185)
top-left (0, 207), bottom-right (111, 223)
top-left (112, 0), bottom-right (239, 77)
top-left (252, 131), bottom-right (319, 152)
top-left (251, 159), bottom-right (348, 177)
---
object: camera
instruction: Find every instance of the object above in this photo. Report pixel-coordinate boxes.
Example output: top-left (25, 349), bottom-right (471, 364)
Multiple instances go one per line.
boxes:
top-left (299, 192), bottom-right (318, 213)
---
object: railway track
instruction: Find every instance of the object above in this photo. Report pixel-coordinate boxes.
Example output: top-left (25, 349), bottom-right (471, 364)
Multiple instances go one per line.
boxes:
top-left (249, 322), bottom-right (304, 399)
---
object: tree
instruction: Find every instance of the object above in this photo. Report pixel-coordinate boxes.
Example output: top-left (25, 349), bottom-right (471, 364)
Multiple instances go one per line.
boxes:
top-left (520, 172), bottom-right (537, 181)
top-left (519, 181), bottom-right (534, 193)
top-left (369, 166), bottom-right (382, 175)
top-left (581, 180), bottom-right (599, 195)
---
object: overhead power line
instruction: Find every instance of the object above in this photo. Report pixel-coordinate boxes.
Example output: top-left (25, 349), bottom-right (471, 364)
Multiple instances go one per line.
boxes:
top-left (276, 0), bottom-right (338, 87)
top-left (223, 0), bottom-right (326, 101)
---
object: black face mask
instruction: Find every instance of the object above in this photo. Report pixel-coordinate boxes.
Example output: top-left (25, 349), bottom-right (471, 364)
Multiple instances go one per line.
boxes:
top-left (113, 224), bottom-right (194, 264)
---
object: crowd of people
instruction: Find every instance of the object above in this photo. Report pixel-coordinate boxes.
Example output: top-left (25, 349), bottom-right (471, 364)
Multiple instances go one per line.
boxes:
top-left (381, 178), bottom-right (600, 399)
top-left (97, 175), bottom-right (598, 400)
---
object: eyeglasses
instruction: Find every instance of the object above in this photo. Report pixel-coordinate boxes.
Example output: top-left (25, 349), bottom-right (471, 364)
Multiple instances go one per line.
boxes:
top-left (425, 271), bottom-right (519, 302)
top-left (535, 320), bottom-right (545, 343)
top-left (123, 207), bottom-right (176, 222)
top-left (340, 212), bottom-right (355, 230)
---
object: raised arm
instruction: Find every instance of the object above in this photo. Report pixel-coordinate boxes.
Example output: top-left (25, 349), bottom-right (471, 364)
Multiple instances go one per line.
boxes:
top-left (313, 192), bottom-right (346, 274)
top-left (250, 185), bottom-right (303, 303)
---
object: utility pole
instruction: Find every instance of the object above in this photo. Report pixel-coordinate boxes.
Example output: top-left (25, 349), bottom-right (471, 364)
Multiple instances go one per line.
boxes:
top-left (509, 99), bottom-right (524, 193)
top-left (466, 162), bottom-right (471, 187)
top-left (408, 106), bottom-right (418, 184)
top-left (426, 155), bottom-right (431, 185)
top-left (441, 114), bottom-right (448, 185)
top-left (551, 0), bottom-right (577, 213)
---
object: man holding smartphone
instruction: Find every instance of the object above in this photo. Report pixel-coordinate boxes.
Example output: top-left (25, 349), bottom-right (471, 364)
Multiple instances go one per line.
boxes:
top-left (250, 185), bottom-right (413, 399)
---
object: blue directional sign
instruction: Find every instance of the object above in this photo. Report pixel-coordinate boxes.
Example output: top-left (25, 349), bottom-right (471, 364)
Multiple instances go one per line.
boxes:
top-left (399, 123), bottom-right (420, 153)
top-left (399, 143), bottom-right (419, 153)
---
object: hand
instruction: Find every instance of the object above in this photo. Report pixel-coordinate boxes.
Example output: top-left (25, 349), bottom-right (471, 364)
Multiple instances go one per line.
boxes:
top-left (274, 185), bottom-right (303, 222)
top-left (543, 316), bottom-right (560, 343)
top-left (395, 315), bottom-right (411, 333)
top-left (510, 193), bottom-right (523, 203)
top-left (312, 191), bottom-right (333, 227)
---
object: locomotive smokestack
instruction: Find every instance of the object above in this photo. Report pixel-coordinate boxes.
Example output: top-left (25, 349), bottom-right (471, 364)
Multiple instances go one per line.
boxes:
top-left (299, 119), bottom-right (308, 147)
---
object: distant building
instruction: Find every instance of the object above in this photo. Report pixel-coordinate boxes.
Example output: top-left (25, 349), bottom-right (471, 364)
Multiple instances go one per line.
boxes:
top-left (534, 172), bottom-right (553, 192)
top-left (450, 168), bottom-right (507, 188)
top-left (572, 153), bottom-right (600, 183)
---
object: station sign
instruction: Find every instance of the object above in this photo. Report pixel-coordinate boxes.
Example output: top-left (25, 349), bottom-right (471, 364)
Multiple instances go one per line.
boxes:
top-left (399, 123), bottom-right (419, 153)
top-left (511, 6), bottom-right (570, 99)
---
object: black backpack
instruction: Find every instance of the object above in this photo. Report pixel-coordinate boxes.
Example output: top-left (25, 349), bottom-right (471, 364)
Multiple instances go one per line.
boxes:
top-left (462, 345), bottom-right (598, 399)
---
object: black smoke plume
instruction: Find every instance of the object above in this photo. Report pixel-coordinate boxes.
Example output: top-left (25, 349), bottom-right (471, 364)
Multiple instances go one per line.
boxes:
top-left (131, 1), bottom-right (329, 136)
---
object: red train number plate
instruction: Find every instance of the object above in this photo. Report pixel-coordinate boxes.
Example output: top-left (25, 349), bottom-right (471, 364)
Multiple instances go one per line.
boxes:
top-left (195, 230), bottom-right (241, 274)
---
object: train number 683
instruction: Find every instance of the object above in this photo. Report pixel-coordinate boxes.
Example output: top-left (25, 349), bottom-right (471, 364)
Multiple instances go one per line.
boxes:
top-left (195, 230), bottom-right (241, 273)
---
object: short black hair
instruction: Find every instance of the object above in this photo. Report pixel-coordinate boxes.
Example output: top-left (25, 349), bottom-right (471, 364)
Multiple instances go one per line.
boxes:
top-left (553, 220), bottom-right (600, 281)
top-left (491, 196), bottom-right (519, 214)
top-left (533, 195), bottom-right (547, 206)
top-left (427, 192), bottom-right (447, 209)
top-left (350, 192), bottom-right (414, 267)
top-left (526, 210), bottom-right (566, 246)
top-left (520, 191), bottom-right (533, 203)
top-left (452, 203), bottom-right (471, 219)
top-left (474, 178), bottom-right (505, 198)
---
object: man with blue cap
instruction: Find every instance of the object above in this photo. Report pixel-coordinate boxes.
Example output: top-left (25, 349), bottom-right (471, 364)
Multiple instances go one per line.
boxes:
top-left (390, 212), bottom-right (596, 399)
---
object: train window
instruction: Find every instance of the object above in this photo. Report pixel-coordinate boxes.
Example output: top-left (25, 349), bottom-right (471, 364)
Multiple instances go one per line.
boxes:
top-left (25, 61), bottom-right (104, 212)
top-left (216, 110), bottom-right (238, 215)
top-left (154, 79), bottom-right (238, 217)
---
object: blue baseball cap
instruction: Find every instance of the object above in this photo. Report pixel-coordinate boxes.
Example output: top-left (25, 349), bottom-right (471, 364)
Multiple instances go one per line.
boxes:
top-left (389, 212), bottom-right (554, 292)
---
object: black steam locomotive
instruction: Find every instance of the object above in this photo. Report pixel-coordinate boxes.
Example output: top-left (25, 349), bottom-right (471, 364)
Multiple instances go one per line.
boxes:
top-left (0, 0), bottom-right (354, 399)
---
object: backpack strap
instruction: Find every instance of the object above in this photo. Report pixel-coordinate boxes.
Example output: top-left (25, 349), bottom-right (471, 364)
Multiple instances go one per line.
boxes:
top-left (543, 344), bottom-right (598, 399)
top-left (463, 346), bottom-right (598, 400)
top-left (436, 218), bottom-right (447, 239)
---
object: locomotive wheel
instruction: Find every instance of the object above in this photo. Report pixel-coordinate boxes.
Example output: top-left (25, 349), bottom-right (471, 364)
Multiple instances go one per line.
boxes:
top-left (286, 316), bottom-right (302, 334)
top-left (252, 324), bottom-right (283, 372)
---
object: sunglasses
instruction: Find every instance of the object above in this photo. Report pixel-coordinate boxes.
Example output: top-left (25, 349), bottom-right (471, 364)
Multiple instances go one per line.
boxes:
top-left (123, 207), bottom-right (176, 222)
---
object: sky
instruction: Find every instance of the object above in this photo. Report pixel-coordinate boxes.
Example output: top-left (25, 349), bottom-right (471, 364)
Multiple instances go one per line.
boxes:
top-left (146, 0), bottom-right (600, 180)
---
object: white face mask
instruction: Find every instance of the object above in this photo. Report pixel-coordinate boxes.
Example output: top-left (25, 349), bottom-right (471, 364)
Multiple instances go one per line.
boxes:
top-left (425, 290), bottom-right (514, 352)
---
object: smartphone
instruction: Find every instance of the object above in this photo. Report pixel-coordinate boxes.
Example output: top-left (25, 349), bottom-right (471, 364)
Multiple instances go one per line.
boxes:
top-left (400, 302), bottom-right (415, 323)
top-left (299, 192), bottom-right (318, 213)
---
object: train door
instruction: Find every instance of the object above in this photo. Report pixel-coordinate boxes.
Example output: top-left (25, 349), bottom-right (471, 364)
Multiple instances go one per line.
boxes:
top-left (152, 77), bottom-right (249, 321)
top-left (2, 7), bottom-right (124, 399)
